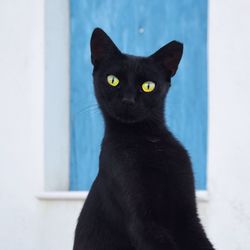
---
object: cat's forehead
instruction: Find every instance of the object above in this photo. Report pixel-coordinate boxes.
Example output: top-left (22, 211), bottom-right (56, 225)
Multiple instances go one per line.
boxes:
top-left (108, 54), bottom-right (159, 76)
top-left (123, 54), bottom-right (148, 70)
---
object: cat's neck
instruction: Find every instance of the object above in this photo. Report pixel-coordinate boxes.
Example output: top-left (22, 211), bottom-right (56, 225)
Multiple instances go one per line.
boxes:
top-left (103, 114), bottom-right (167, 139)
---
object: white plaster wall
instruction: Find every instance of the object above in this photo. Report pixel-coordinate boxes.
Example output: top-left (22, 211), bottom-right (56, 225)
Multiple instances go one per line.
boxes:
top-left (0, 0), bottom-right (250, 249)
top-left (0, 0), bottom-right (45, 249)
top-left (205, 0), bottom-right (250, 248)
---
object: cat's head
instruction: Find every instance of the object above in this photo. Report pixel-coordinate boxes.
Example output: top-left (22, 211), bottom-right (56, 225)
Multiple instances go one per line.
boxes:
top-left (90, 28), bottom-right (183, 124)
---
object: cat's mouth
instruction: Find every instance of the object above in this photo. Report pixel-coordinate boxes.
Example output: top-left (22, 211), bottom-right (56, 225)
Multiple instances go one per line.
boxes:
top-left (115, 103), bottom-right (146, 123)
top-left (103, 102), bottom-right (146, 123)
top-left (115, 107), bottom-right (151, 124)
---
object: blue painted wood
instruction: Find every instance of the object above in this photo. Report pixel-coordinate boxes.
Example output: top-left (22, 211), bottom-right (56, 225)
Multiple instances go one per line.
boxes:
top-left (70, 0), bottom-right (208, 190)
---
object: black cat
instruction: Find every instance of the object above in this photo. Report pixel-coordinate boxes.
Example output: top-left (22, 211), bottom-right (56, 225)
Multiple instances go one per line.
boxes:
top-left (73, 28), bottom-right (215, 250)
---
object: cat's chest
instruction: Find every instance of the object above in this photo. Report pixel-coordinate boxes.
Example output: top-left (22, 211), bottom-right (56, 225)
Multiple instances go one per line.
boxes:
top-left (99, 138), bottom-right (180, 216)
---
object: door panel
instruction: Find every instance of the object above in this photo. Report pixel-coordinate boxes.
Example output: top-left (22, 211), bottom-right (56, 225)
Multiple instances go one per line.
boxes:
top-left (70, 0), bottom-right (208, 190)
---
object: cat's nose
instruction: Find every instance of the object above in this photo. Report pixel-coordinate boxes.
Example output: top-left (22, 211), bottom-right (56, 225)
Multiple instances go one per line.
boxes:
top-left (122, 96), bottom-right (135, 105)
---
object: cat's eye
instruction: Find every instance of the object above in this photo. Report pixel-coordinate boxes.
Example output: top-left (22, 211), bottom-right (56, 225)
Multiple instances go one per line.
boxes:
top-left (107, 75), bottom-right (119, 87)
top-left (141, 81), bottom-right (156, 93)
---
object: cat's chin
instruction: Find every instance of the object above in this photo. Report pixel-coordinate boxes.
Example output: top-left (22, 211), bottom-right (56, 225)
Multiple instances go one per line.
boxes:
top-left (102, 104), bottom-right (145, 124)
top-left (109, 110), bottom-right (145, 124)
top-left (113, 115), bottom-right (141, 124)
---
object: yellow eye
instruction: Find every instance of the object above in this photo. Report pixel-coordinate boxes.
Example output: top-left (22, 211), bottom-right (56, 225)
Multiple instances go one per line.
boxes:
top-left (141, 81), bottom-right (156, 92)
top-left (107, 75), bottom-right (119, 87)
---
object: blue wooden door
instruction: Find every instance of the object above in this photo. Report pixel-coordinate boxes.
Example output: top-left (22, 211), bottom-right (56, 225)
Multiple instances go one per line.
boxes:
top-left (70, 0), bottom-right (208, 190)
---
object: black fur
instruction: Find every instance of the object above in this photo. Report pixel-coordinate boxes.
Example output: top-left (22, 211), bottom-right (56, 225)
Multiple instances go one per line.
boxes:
top-left (73, 28), bottom-right (215, 250)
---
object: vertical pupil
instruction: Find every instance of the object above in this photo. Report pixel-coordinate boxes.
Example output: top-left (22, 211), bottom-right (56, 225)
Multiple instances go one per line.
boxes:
top-left (111, 77), bottom-right (114, 84)
top-left (147, 83), bottom-right (150, 89)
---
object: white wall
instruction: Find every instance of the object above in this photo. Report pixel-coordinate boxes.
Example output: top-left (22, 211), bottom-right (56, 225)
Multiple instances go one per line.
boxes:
top-left (206, 0), bottom-right (250, 248)
top-left (0, 0), bottom-right (250, 249)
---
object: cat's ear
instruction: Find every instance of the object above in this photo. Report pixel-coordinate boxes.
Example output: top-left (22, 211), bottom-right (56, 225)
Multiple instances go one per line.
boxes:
top-left (90, 28), bottom-right (121, 66)
top-left (150, 41), bottom-right (183, 77)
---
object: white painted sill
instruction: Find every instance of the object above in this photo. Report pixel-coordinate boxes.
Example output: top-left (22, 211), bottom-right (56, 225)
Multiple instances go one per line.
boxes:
top-left (37, 190), bottom-right (209, 202)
